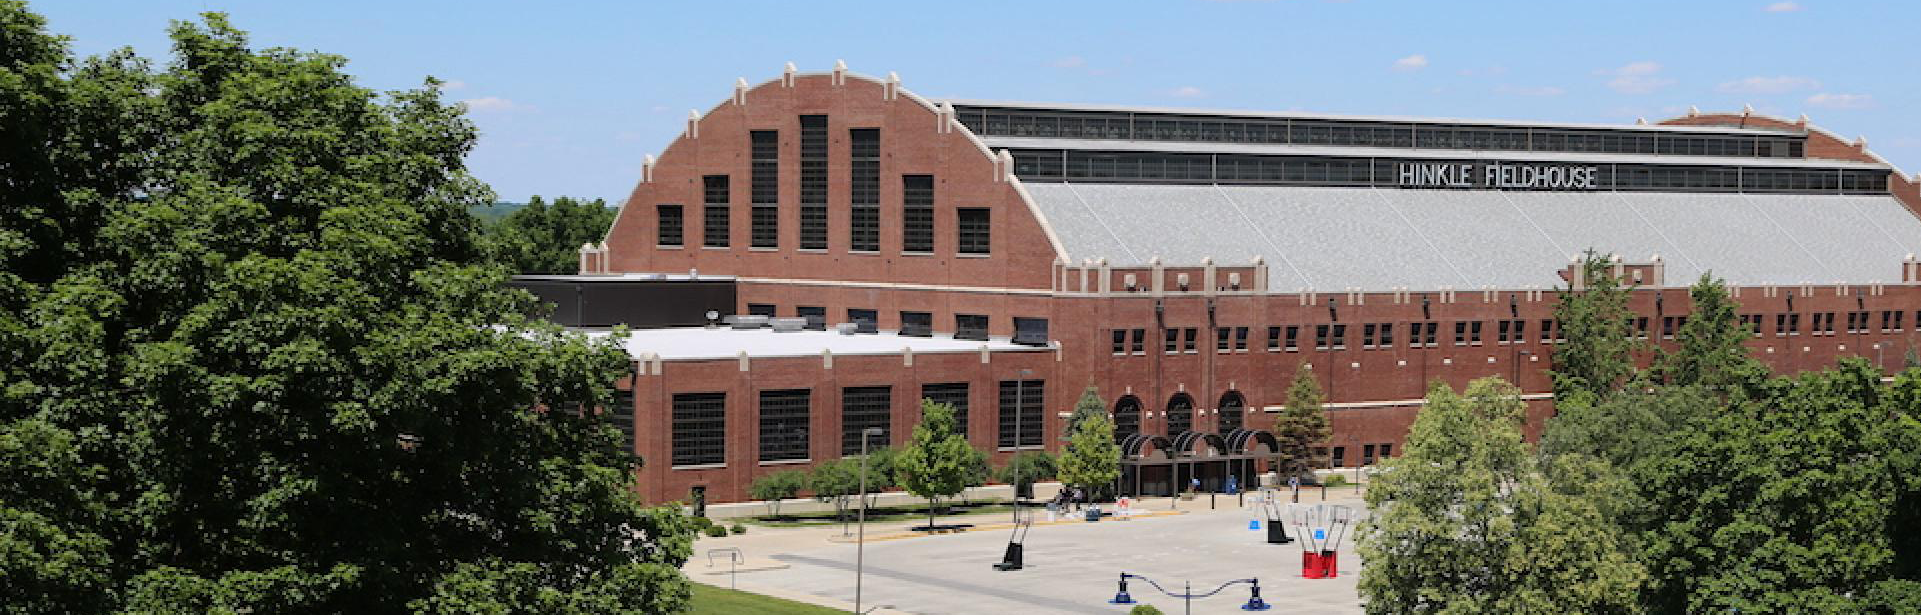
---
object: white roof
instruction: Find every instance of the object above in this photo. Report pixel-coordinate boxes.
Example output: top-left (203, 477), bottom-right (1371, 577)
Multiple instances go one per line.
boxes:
top-left (591, 327), bottom-right (1050, 361)
top-left (1026, 183), bottom-right (1921, 290)
top-left (940, 98), bottom-right (1806, 136)
top-left (979, 136), bottom-right (1890, 170)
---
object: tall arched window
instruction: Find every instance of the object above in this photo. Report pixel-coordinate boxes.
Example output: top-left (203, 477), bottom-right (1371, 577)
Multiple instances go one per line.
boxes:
top-left (1218, 391), bottom-right (1246, 434)
top-left (1166, 393), bottom-right (1195, 435)
top-left (1114, 396), bottom-right (1142, 442)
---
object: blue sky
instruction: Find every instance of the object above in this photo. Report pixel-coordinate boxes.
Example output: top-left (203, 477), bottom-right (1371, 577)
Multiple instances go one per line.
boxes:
top-left (38, 0), bottom-right (1920, 204)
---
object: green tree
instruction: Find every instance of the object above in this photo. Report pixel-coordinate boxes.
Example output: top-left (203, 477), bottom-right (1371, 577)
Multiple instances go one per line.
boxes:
top-left (1063, 386), bottom-right (1107, 437)
top-left (1637, 360), bottom-right (1921, 613)
top-left (747, 470), bottom-right (806, 519)
top-left (0, 8), bottom-right (690, 612)
top-left (996, 450), bottom-right (1057, 498)
top-left (895, 400), bottom-right (974, 528)
top-left (482, 195), bottom-right (617, 274)
top-left (1058, 392), bottom-right (1121, 503)
top-left (1273, 365), bottom-right (1331, 478)
top-left (1655, 272), bottom-right (1767, 392)
top-left (806, 459), bottom-right (859, 525)
top-left (1359, 378), bottom-right (1643, 614)
top-left (1551, 250), bottom-right (1641, 407)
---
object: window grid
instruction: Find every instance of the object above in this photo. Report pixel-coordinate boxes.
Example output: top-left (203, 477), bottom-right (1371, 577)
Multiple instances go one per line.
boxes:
top-left (958, 208), bottom-right (991, 255)
top-left (671, 392), bottom-right (726, 467)
top-left (758, 389), bottom-right (810, 462)
top-left (849, 129), bottom-right (881, 251)
top-left (702, 175), bottom-right (729, 248)
top-left (799, 115), bottom-right (829, 249)
top-left (920, 382), bottom-right (970, 437)
top-left (656, 204), bottom-right (683, 247)
top-left (997, 380), bottom-right (1045, 448)
top-left (1165, 395), bottom-right (1194, 435)
top-left (750, 130), bottom-right (779, 248)
top-left (841, 386), bottom-right (892, 456)
top-left (902, 175), bottom-right (934, 252)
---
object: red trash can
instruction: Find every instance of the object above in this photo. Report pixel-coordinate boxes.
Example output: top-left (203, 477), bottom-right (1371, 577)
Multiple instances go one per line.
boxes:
top-left (1302, 551), bottom-right (1325, 579)
top-left (1321, 551), bottom-right (1339, 578)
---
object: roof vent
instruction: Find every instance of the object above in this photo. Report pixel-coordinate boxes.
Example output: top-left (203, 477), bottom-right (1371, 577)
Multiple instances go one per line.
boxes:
top-left (770, 317), bottom-right (806, 332)
top-left (726, 315), bottom-right (769, 330)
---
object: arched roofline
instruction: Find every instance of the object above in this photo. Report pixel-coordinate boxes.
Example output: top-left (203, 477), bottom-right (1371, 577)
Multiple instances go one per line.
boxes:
top-left (1656, 110), bottom-right (1909, 179)
top-left (1120, 433), bottom-right (1175, 459)
top-left (1222, 429), bottom-right (1280, 455)
top-left (614, 63), bottom-right (1071, 262)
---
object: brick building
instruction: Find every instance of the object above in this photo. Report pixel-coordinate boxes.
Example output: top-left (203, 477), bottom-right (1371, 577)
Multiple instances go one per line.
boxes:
top-left (561, 62), bottom-right (1921, 505)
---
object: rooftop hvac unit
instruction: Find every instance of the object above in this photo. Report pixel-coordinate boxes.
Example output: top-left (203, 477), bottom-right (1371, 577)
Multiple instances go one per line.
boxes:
top-left (836, 322), bottom-right (860, 335)
top-left (769, 317), bottom-right (807, 332)
top-left (727, 315), bottom-right (769, 330)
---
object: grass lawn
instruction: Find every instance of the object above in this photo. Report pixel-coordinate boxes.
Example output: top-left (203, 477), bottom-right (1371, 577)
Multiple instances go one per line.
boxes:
top-left (688, 582), bottom-right (846, 615)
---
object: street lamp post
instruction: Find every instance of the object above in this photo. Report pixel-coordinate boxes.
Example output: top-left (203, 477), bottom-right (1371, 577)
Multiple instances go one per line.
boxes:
top-left (1011, 367), bottom-right (1033, 523)
top-left (855, 426), bottom-right (884, 615)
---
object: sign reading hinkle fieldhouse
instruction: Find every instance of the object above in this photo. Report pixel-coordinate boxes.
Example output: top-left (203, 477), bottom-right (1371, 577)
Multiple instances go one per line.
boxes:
top-left (1398, 162), bottom-right (1599, 190)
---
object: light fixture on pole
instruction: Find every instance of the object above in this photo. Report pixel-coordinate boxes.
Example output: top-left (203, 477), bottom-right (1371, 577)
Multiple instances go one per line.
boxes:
top-left (855, 426), bottom-right (884, 615)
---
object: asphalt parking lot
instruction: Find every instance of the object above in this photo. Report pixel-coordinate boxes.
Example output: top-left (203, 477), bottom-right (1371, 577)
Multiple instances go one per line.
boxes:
top-left (687, 490), bottom-right (1369, 614)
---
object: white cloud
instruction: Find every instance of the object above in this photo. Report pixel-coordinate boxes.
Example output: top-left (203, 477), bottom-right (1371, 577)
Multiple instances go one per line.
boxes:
top-left (1596, 61), bottom-right (1674, 94)
top-left (460, 96), bottom-right (530, 113)
top-left (437, 79), bottom-right (467, 91)
top-left (1717, 76), bottom-right (1818, 94)
top-left (1806, 93), bottom-right (1874, 109)
top-left (1764, 2), bottom-right (1802, 12)
top-left (1393, 55), bottom-right (1428, 71)
top-left (1496, 85), bottom-right (1567, 97)
top-left (1049, 56), bottom-right (1086, 69)
top-left (1168, 86), bottom-right (1206, 98)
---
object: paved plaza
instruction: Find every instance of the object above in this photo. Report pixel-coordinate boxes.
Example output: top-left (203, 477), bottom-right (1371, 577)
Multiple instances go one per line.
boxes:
top-left (686, 490), bottom-right (1370, 614)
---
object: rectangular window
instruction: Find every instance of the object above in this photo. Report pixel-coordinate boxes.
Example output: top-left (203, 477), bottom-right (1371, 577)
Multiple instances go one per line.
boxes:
top-left (841, 386), bottom-right (891, 456)
top-left (1881, 310), bottom-right (1895, 333)
top-left (1363, 323), bottom-right (1378, 349)
top-left (1898, 311), bottom-right (1906, 333)
top-left (1165, 328), bottom-right (1180, 354)
top-left (610, 383), bottom-right (636, 458)
top-left (1317, 324), bottom-right (1331, 350)
top-left (758, 389), bottom-right (810, 463)
top-left (1363, 444), bottom-right (1376, 466)
top-left (1539, 319), bottom-right (1554, 343)
top-left (1661, 316), bottom-right (1677, 340)
top-left (1497, 320), bottom-right (1512, 344)
top-left (1285, 326), bottom-right (1301, 352)
top-left (1267, 326), bottom-right (1282, 351)
top-left (997, 379), bottom-right (1045, 449)
top-left (1131, 329), bottom-right (1146, 354)
top-left (1379, 443), bottom-right (1393, 458)
top-left (1234, 326), bottom-right (1249, 351)
top-left (848, 309), bottom-right (878, 334)
top-left (799, 115), bottom-right (828, 249)
top-left (1741, 314), bottom-right (1763, 337)
top-left (902, 175), bottom-right (934, 253)
top-left (1183, 328), bottom-right (1198, 352)
top-left (1379, 323), bottom-right (1395, 348)
top-left (671, 392), bottom-right (726, 467)
top-left (849, 129), bottom-right (881, 252)
top-left (1331, 446), bottom-right (1346, 468)
top-left (656, 204), bottom-right (683, 247)
top-left (702, 175), bottom-right (729, 248)
top-left (1331, 324), bottom-right (1347, 350)
top-left (1454, 321), bottom-right (1468, 346)
top-left (1217, 327), bottom-right (1232, 352)
top-left (957, 208), bottom-right (991, 255)
top-left (900, 311), bottom-right (932, 337)
top-left (797, 305), bottom-right (826, 331)
top-left (921, 382), bottom-right (969, 435)
top-left (750, 130), bottom-right (779, 248)
top-left (1469, 321), bottom-right (1483, 346)
top-left (747, 303), bottom-right (776, 317)
top-left (1013, 317), bottom-right (1049, 346)
top-left (955, 314), bottom-right (988, 341)
top-left (1634, 317), bottom-right (1651, 340)
top-left (1776, 313), bottom-right (1796, 337)
top-left (1113, 330), bottom-right (1129, 354)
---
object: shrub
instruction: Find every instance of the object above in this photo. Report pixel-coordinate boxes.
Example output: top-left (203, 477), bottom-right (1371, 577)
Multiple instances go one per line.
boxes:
top-left (1129, 605), bottom-right (1164, 615)
top-left (703, 524), bottom-right (729, 538)
top-left (729, 523), bottom-right (747, 535)
top-left (1324, 474), bottom-right (1349, 488)
top-left (749, 470), bottom-right (806, 518)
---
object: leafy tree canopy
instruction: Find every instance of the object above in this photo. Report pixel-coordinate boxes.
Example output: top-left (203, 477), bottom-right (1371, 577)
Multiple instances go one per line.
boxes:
top-left (1058, 388), bottom-right (1121, 499)
top-left (0, 6), bottom-right (689, 612)
top-left (481, 195), bottom-right (616, 274)
top-left (1550, 250), bottom-right (1641, 406)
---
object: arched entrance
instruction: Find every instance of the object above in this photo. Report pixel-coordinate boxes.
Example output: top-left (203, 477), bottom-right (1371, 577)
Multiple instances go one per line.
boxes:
top-left (1113, 395), bottom-right (1142, 442)
top-left (1217, 391), bottom-right (1246, 434)
top-left (1165, 393), bottom-right (1195, 435)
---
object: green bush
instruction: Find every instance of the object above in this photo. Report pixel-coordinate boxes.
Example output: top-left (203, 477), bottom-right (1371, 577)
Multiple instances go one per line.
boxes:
top-left (1324, 473), bottom-right (1349, 488)
top-left (703, 524), bottom-right (730, 538)
top-left (1129, 605), bottom-right (1164, 615)
top-left (729, 523), bottom-right (747, 535)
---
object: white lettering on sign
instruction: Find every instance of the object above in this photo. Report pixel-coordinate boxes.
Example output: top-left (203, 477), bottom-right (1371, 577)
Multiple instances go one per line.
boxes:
top-left (1398, 162), bottom-right (1599, 190)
